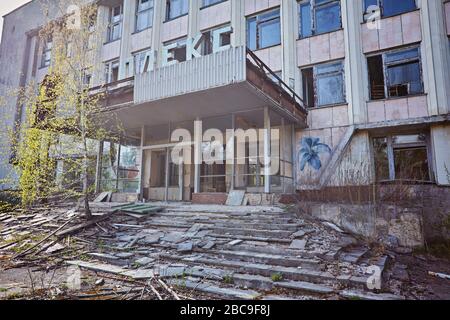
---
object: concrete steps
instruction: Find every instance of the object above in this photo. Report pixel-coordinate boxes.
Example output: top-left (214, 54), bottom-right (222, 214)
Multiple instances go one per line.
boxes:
top-left (159, 253), bottom-right (369, 289)
top-left (202, 249), bottom-right (323, 269)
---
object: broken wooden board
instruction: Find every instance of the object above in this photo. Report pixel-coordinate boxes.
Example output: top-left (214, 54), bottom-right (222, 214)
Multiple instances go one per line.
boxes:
top-left (113, 203), bottom-right (164, 215)
top-left (225, 190), bottom-right (246, 206)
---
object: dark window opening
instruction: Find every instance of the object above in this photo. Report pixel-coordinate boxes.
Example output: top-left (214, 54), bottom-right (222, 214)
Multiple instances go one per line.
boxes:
top-left (302, 67), bottom-right (314, 108)
top-left (367, 47), bottom-right (423, 100)
top-left (373, 133), bottom-right (431, 182)
top-left (367, 55), bottom-right (385, 100)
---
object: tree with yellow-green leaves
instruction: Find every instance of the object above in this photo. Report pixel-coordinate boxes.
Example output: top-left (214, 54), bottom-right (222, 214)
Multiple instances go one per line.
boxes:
top-left (5, 0), bottom-right (123, 219)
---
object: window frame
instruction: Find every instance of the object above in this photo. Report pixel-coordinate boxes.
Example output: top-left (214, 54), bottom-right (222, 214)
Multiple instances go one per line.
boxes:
top-left (104, 59), bottom-right (120, 84)
top-left (40, 36), bottom-right (53, 68)
top-left (363, 0), bottom-right (417, 20)
top-left (301, 60), bottom-right (347, 108)
top-left (367, 46), bottom-right (424, 101)
top-left (165, 0), bottom-right (189, 22)
top-left (201, 0), bottom-right (228, 9)
top-left (372, 132), bottom-right (433, 182)
top-left (135, 0), bottom-right (154, 32)
top-left (107, 5), bottom-right (123, 43)
top-left (298, 0), bottom-right (343, 39)
top-left (246, 8), bottom-right (282, 51)
top-left (133, 48), bottom-right (152, 75)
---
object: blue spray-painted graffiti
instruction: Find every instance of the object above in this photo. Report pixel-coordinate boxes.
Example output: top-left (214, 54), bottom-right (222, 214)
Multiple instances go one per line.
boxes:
top-left (298, 137), bottom-right (332, 171)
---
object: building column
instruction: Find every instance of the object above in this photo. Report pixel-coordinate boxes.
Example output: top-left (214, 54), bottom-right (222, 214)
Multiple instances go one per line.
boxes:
top-left (164, 147), bottom-right (170, 202)
top-left (194, 118), bottom-right (202, 194)
top-left (341, 0), bottom-right (367, 125)
top-left (179, 160), bottom-right (184, 201)
top-left (231, 0), bottom-right (246, 48)
top-left (230, 113), bottom-right (236, 191)
top-left (281, 0), bottom-right (298, 89)
top-left (115, 142), bottom-right (122, 191)
top-left (95, 141), bottom-right (104, 194)
top-left (264, 107), bottom-right (271, 194)
top-left (420, 0), bottom-right (450, 115)
top-left (291, 124), bottom-right (298, 191)
top-left (138, 126), bottom-right (146, 201)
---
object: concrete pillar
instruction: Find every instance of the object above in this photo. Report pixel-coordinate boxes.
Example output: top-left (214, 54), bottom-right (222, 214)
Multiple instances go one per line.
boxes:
top-left (230, 113), bottom-right (236, 191)
top-left (264, 107), bottom-right (271, 193)
top-left (119, 0), bottom-right (135, 79)
top-left (231, 0), bottom-right (246, 47)
top-left (115, 143), bottom-right (122, 191)
top-left (95, 141), bottom-right (104, 194)
top-left (152, 0), bottom-right (165, 67)
top-left (291, 124), bottom-right (298, 190)
top-left (431, 124), bottom-right (450, 186)
top-left (281, 0), bottom-right (298, 88)
top-left (164, 147), bottom-right (170, 202)
top-left (188, 0), bottom-right (200, 39)
top-left (194, 118), bottom-right (202, 194)
top-left (139, 126), bottom-right (146, 201)
top-left (420, 0), bottom-right (450, 115)
top-left (341, 0), bottom-right (366, 125)
top-left (179, 161), bottom-right (184, 201)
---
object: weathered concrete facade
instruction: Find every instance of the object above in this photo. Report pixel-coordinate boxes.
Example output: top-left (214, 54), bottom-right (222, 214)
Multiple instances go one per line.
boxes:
top-left (0, 0), bottom-right (449, 201)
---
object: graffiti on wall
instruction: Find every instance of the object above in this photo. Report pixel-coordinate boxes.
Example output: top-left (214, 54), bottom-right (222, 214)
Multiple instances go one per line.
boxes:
top-left (298, 137), bottom-right (331, 171)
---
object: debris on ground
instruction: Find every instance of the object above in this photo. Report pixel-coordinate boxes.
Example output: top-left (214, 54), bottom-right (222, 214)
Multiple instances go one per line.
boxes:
top-left (0, 201), bottom-right (449, 300)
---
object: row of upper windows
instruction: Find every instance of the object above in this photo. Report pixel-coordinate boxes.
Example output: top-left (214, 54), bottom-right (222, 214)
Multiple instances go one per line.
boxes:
top-left (106, 0), bottom-right (419, 45)
top-left (301, 45), bottom-right (424, 108)
top-left (107, 0), bottom-right (227, 42)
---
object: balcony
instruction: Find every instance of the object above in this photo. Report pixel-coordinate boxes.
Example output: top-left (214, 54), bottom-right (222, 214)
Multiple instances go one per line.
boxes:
top-left (98, 46), bottom-right (308, 136)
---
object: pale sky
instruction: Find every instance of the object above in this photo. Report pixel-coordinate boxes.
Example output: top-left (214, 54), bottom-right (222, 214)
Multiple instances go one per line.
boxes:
top-left (0, 0), bottom-right (32, 42)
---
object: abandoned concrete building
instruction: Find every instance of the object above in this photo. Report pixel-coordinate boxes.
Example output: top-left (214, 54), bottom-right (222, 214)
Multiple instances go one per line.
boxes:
top-left (0, 1), bottom-right (449, 209)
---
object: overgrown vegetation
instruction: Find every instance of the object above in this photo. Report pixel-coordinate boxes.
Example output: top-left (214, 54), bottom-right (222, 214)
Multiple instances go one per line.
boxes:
top-left (1, 0), bottom-right (123, 219)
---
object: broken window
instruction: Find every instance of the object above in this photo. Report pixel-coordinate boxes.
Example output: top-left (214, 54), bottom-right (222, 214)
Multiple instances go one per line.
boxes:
top-left (164, 38), bottom-right (187, 63)
top-left (201, 25), bottom-right (232, 56)
top-left (41, 36), bottom-right (53, 68)
top-left (363, 0), bottom-right (416, 19)
top-left (107, 4), bottom-right (123, 42)
top-left (104, 60), bottom-right (120, 83)
top-left (136, 0), bottom-right (154, 32)
top-left (247, 9), bottom-right (281, 51)
top-left (133, 49), bottom-right (152, 74)
top-left (301, 60), bottom-right (346, 107)
top-left (373, 133), bottom-right (431, 182)
top-left (166, 0), bottom-right (188, 21)
top-left (367, 47), bottom-right (423, 100)
top-left (299, 0), bottom-right (342, 38)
